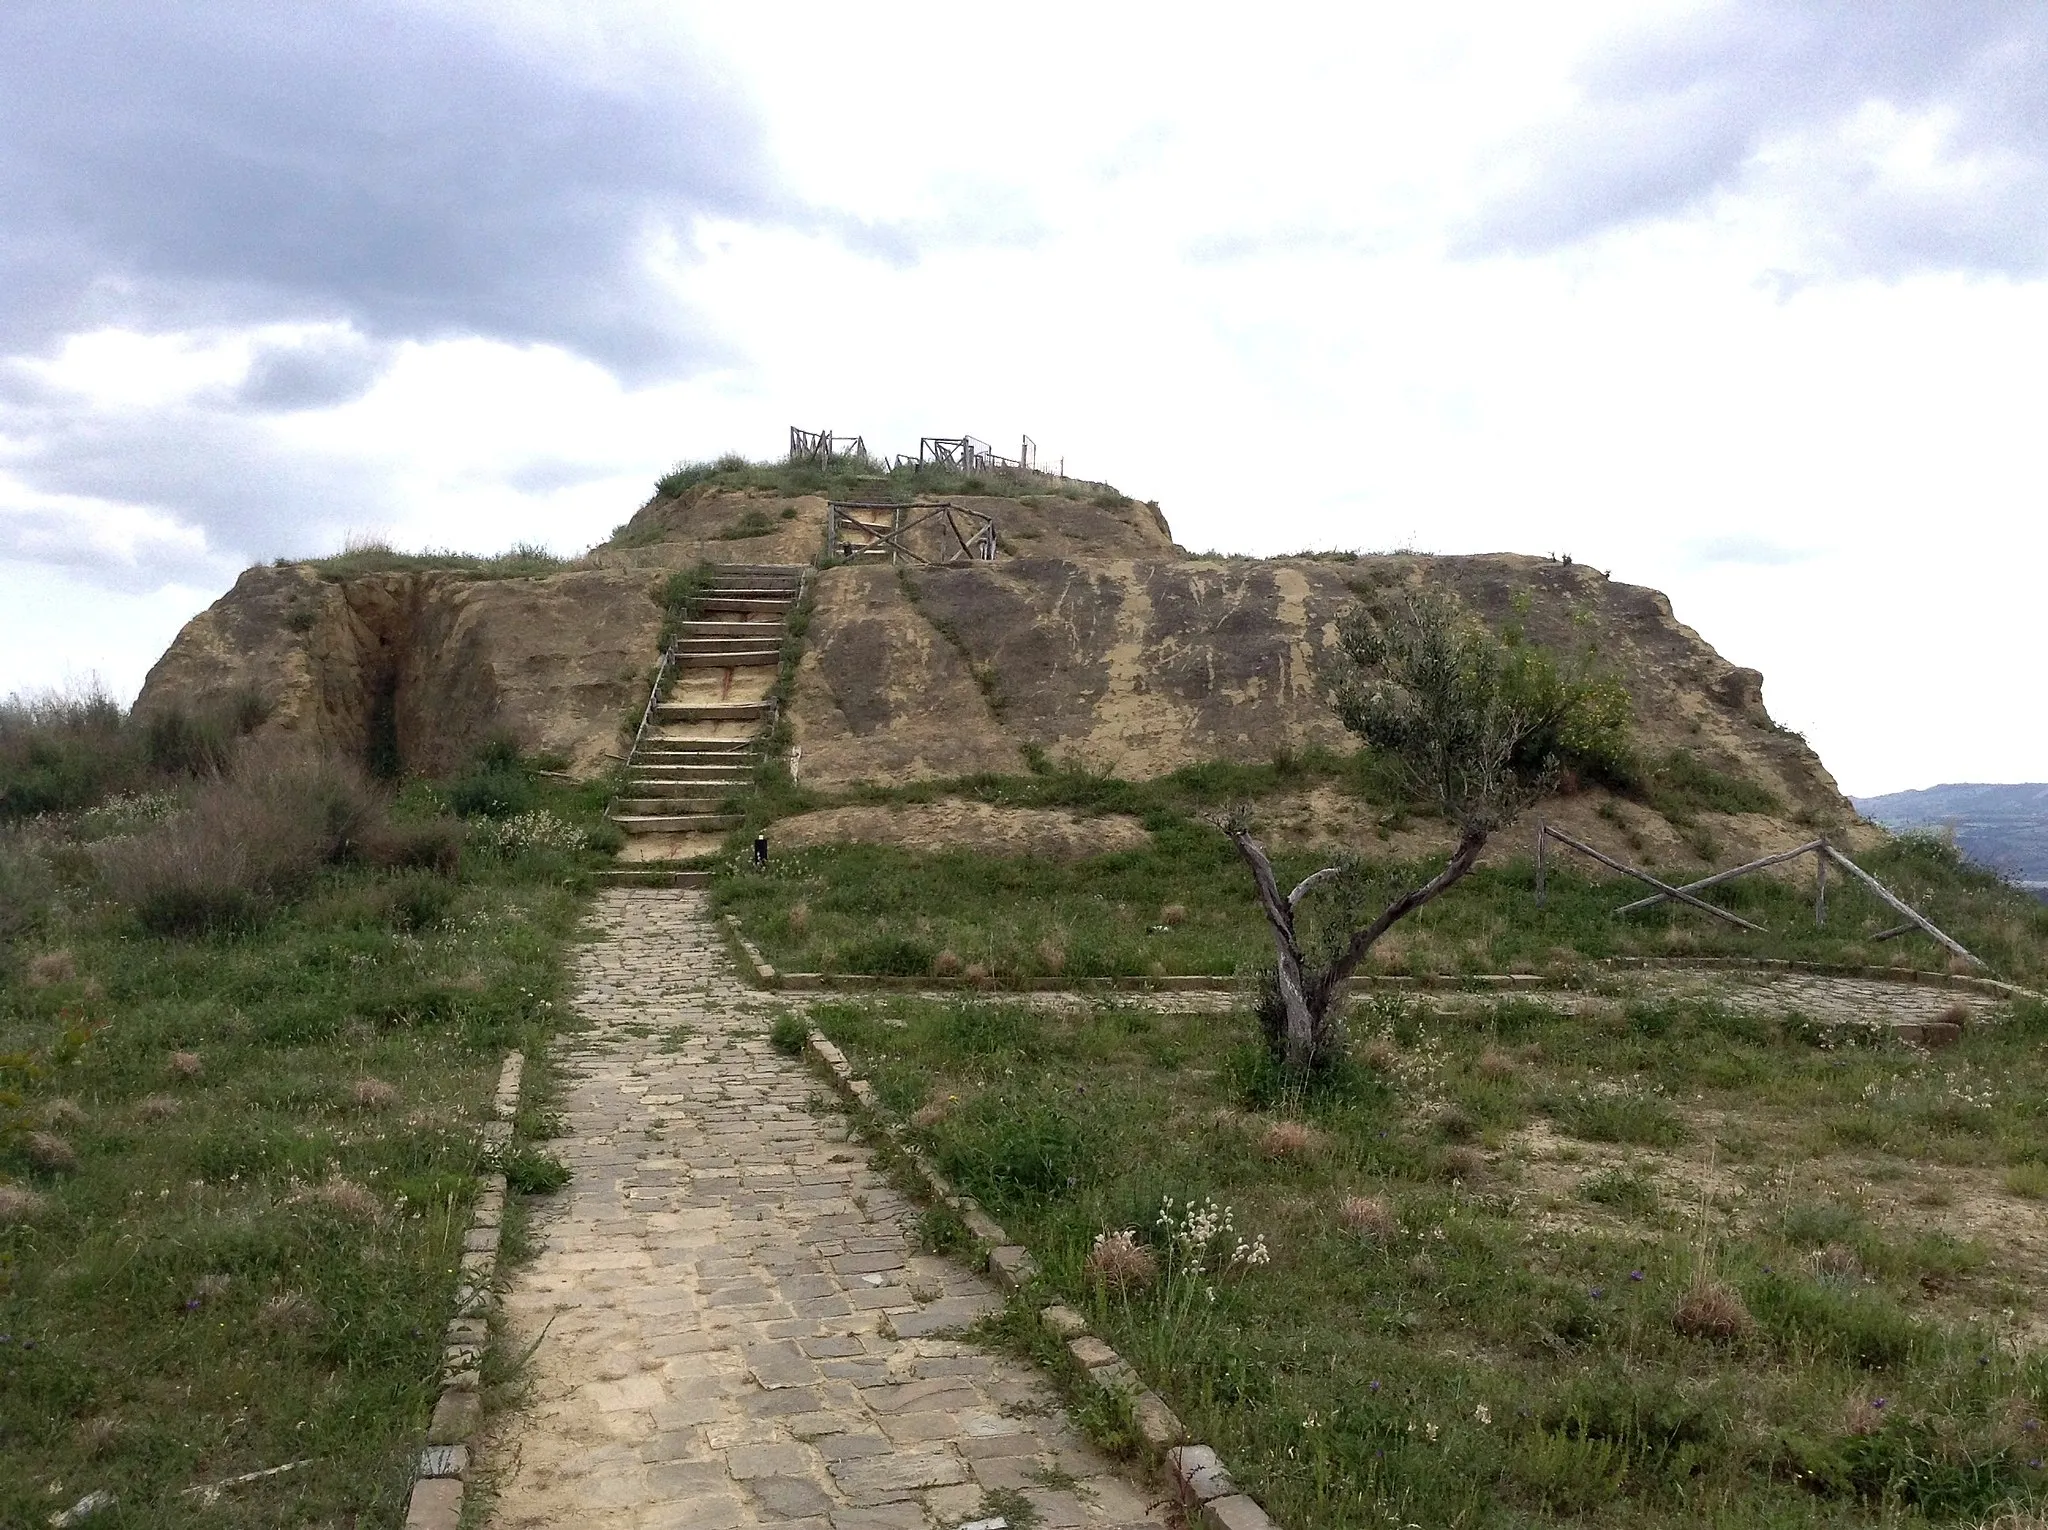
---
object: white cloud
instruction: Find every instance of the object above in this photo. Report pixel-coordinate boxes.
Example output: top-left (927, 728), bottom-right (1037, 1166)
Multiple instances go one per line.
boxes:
top-left (0, 1), bottom-right (2039, 797)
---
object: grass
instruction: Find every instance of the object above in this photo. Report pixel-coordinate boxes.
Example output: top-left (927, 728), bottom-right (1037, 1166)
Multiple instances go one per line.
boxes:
top-left (811, 988), bottom-right (2048, 1528)
top-left (295, 538), bottom-right (570, 582)
top-left (604, 453), bottom-right (1135, 549)
top-left (713, 792), bottom-right (2048, 985)
top-left (0, 744), bottom-right (601, 1526)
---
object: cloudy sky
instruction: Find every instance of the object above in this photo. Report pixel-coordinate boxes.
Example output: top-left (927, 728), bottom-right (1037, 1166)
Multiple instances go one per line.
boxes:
top-left (2, 1), bottom-right (2042, 796)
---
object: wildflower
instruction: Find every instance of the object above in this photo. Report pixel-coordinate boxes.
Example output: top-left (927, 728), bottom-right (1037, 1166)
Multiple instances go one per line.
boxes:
top-left (1629, 1270), bottom-right (1643, 1281)
top-left (1589, 1287), bottom-right (1604, 1299)
top-left (1425, 1423), bottom-right (1439, 1442)
top-left (1474, 1404), bottom-right (1492, 1425)
top-left (1872, 1398), bottom-right (1886, 1409)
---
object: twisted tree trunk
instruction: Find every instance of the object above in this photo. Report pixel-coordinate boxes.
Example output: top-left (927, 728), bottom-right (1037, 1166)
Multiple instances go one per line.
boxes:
top-left (1224, 823), bottom-right (1491, 1074)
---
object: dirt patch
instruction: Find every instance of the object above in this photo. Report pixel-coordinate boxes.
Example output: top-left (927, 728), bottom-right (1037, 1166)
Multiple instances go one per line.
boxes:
top-left (770, 799), bottom-right (1151, 861)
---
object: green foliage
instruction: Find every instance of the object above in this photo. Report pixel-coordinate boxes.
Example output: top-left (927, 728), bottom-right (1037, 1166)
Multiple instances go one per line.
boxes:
top-left (655, 562), bottom-right (717, 649)
top-left (1550, 1091), bottom-right (1690, 1148)
top-left (0, 761), bottom-right (582, 1525)
top-left (1328, 585), bottom-right (1630, 828)
top-left (301, 539), bottom-right (568, 581)
top-left (502, 1145), bottom-right (571, 1194)
top-left (713, 508), bottom-right (778, 540)
top-left (768, 1013), bottom-right (808, 1055)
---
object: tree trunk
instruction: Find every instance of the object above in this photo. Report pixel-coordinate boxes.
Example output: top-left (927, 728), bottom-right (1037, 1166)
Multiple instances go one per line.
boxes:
top-left (1224, 822), bottom-right (1493, 1075)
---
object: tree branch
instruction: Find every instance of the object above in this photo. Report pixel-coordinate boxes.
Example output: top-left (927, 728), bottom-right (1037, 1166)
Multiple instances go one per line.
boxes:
top-left (1288, 866), bottom-right (1343, 911)
top-left (1314, 825), bottom-right (1491, 1003)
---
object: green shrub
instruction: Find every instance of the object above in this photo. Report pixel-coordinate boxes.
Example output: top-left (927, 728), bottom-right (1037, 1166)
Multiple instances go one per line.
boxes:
top-left (836, 933), bottom-right (936, 976)
top-left (935, 1094), bottom-right (1093, 1206)
top-left (1745, 1273), bottom-right (1920, 1367)
top-left (503, 1146), bottom-right (570, 1194)
top-left (0, 687), bottom-right (135, 817)
top-left (769, 1014), bottom-right (808, 1055)
top-left (1550, 1092), bottom-right (1689, 1147)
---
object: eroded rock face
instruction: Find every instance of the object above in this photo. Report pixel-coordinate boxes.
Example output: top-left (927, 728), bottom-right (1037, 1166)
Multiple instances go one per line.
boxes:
top-left (138, 565), bottom-right (661, 777)
top-left (790, 552), bottom-right (1851, 821)
top-left (137, 485), bottom-right (1852, 839)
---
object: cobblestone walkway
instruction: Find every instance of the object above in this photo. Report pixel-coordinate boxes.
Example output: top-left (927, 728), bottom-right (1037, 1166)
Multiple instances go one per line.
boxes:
top-left (484, 889), bottom-right (1166, 1530)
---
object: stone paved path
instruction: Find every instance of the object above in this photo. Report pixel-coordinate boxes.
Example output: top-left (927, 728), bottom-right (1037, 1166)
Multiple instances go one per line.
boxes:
top-left (484, 890), bottom-right (1166, 1530)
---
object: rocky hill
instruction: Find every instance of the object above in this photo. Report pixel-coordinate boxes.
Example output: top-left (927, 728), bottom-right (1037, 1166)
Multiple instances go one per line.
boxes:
top-left (137, 467), bottom-right (1865, 865)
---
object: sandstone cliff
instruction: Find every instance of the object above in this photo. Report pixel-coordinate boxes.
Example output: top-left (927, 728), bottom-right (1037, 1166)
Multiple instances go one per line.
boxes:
top-left (137, 475), bottom-right (1858, 866)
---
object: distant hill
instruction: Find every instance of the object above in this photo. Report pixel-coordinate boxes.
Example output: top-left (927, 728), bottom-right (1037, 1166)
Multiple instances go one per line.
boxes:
top-left (1855, 783), bottom-right (2048, 894)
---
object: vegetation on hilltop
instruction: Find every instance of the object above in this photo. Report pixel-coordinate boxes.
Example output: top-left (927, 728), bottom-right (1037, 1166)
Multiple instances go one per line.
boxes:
top-left (1, 694), bottom-right (593, 1525)
top-left (293, 537), bottom-right (571, 582)
top-left (604, 451), bottom-right (1150, 549)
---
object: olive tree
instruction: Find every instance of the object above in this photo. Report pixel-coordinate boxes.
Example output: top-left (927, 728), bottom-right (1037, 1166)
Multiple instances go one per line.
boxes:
top-left (1224, 585), bottom-right (1627, 1075)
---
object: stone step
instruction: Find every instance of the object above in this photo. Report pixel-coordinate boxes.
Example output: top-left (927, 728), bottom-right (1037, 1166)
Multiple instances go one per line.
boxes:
top-left (652, 701), bottom-right (771, 723)
top-left (696, 596), bottom-right (793, 616)
top-left (610, 812), bottom-right (745, 834)
top-left (592, 867), bottom-right (712, 888)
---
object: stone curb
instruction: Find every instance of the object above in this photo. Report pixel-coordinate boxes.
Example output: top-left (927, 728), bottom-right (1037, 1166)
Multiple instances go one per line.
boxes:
top-left (722, 913), bottom-right (778, 983)
top-left (798, 1028), bottom-right (1285, 1530)
top-left (401, 1049), bottom-right (524, 1530)
top-left (724, 945), bottom-right (2038, 1003)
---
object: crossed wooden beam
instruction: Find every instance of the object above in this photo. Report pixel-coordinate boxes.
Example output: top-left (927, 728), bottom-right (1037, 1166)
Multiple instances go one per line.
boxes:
top-left (826, 500), bottom-right (997, 565)
top-left (1534, 822), bottom-right (1983, 966)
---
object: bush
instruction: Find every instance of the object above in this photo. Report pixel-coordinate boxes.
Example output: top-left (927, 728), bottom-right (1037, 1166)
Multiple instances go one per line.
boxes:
top-left (502, 1146), bottom-right (570, 1194)
top-left (97, 747), bottom-right (386, 935)
top-left (935, 1094), bottom-right (1093, 1205)
top-left (769, 1014), bottom-right (808, 1055)
top-left (0, 686), bottom-right (135, 817)
top-left (361, 816), bottom-right (464, 874)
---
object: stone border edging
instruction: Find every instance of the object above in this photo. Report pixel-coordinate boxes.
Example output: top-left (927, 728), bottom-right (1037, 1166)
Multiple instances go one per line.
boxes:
top-left (720, 940), bottom-right (2041, 1004)
top-left (402, 1050), bottom-right (524, 1530)
top-left (799, 1029), bottom-right (1282, 1530)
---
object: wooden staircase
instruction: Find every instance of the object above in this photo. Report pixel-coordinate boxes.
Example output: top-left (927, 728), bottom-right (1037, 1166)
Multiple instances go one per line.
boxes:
top-left (601, 565), bottom-right (804, 879)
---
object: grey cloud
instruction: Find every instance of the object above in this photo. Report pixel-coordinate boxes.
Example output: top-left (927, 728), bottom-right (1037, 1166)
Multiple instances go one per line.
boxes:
top-left (1463, 2), bottom-right (2048, 278)
top-left (234, 331), bottom-right (392, 412)
top-left (0, 3), bottom-right (782, 377)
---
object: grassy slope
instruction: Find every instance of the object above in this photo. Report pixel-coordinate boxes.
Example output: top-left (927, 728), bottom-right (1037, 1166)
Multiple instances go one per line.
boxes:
top-left (0, 777), bottom-right (598, 1527)
top-left (815, 990), bottom-right (2048, 1528)
top-left (713, 773), bottom-right (2048, 987)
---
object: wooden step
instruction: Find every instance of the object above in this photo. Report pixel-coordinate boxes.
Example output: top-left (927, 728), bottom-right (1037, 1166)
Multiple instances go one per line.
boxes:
top-left (652, 701), bottom-right (771, 723)
top-left (613, 797), bottom-right (735, 815)
top-left (671, 621), bottom-right (786, 639)
top-left (610, 812), bottom-right (745, 834)
top-left (672, 651), bottom-right (781, 669)
top-left (696, 596), bottom-right (793, 616)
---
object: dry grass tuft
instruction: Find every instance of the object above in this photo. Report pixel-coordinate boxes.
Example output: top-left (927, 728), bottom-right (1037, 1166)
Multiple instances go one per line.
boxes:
top-left (1977, 1515), bottom-right (2048, 1530)
top-left (1359, 1037), bottom-right (1399, 1074)
top-left (1476, 1046), bottom-right (1522, 1082)
top-left (1035, 938), bottom-right (1066, 975)
top-left (351, 1077), bottom-right (398, 1110)
top-left (307, 1179), bottom-right (381, 1222)
top-left (167, 1050), bottom-right (203, 1079)
top-left (134, 1094), bottom-right (180, 1122)
top-left (787, 900), bottom-right (810, 937)
top-left (1085, 1229), bottom-right (1158, 1293)
top-left (1159, 903), bottom-right (1188, 927)
top-left (190, 1272), bottom-right (233, 1304)
top-left (1261, 1120), bottom-right (1326, 1160)
top-left (1938, 1000), bottom-right (1972, 1028)
top-left (1674, 1279), bottom-right (1753, 1341)
top-left (1811, 1242), bottom-right (1864, 1282)
top-left (1339, 1194), bottom-right (1398, 1242)
top-left (1435, 1104), bottom-right (1479, 1142)
top-left (931, 949), bottom-right (963, 977)
top-left (24, 1131), bottom-right (77, 1172)
top-left (259, 1291), bottom-right (323, 1333)
top-left (42, 1097), bottom-right (88, 1131)
top-left (963, 962), bottom-right (990, 985)
top-left (910, 1094), bottom-right (957, 1129)
top-left (1440, 1145), bottom-right (1486, 1182)
top-left (77, 1416), bottom-right (121, 1456)
top-left (0, 1183), bottom-right (47, 1222)
top-left (25, 948), bottom-right (76, 986)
